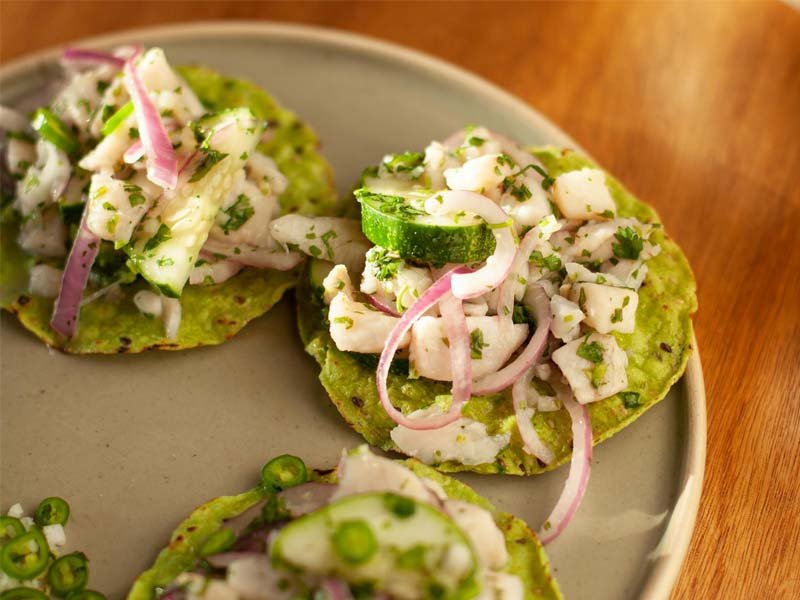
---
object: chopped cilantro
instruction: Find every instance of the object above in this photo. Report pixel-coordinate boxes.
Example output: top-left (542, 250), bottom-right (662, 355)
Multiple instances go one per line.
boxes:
top-left (612, 226), bottom-right (644, 260)
top-left (124, 183), bottom-right (146, 207)
top-left (157, 256), bottom-right (174, 267)
top-left (321, 230), bottom-right (338, 260)
top-left (102, 201), bottom-right (116, 211)
top-left (333, 316), bottom-right (354, 329)
top-left (220, 194), bottom-right (254, 234)
top-left (529, 250), bottom-right (562, 272)
top-left (466, 135), bottom-right (486, 147)
top-left (367, 247), bottom-right (403, 281)
top-left (470, 328), bottom-right (486, 360)
top-left (619, 391), bottom-right (642, 409)
top-left (128, 127), bottom-right (139, 140)
top-left (530, 164), bottom-right (556, 190)
top-left (577, 336), bottom-right (604, 363)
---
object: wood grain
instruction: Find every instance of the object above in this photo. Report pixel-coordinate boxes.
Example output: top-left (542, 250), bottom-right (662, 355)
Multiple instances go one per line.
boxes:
top-left (2, 1), bottom-right (799, 598)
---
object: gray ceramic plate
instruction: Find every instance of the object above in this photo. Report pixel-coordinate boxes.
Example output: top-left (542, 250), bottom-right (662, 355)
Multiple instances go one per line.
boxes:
top-left (0, 22), bottom-right (706, 600)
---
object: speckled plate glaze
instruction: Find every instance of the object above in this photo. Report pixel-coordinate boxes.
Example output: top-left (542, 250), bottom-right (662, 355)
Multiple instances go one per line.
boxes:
top-left (0, 22), bottom-right (706, 600)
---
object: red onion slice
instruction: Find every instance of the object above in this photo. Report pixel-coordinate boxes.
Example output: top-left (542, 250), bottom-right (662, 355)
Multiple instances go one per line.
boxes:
top-left (439, 292), bottom-right (473, 407)
top-left (365, 293), bottom-right (400, 316)
top-left (62, 48), bottom-right (125, 69)
top-left (123, 50), bottom-right (178, 189)
top-left (50, 219), bottom-right (100, 338)
top-left (423, 190), bottom-right (516, 300)
top-left (512, 368), bottom-right (555, 465)
top-left (377, 267), bottom-right (471, 430)
top-left (472, 284), bottom-right (551, 395)
top-left (123, 140), bottom-right (144, 164)
top-left (496, 220), bottom-right (555, 322)
top-left (538, 393), bottom-right (592, 544)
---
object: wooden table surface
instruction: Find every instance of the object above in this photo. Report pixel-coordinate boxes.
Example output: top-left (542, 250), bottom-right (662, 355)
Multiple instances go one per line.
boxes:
top-left (2, 1), bottom-right (798, 598)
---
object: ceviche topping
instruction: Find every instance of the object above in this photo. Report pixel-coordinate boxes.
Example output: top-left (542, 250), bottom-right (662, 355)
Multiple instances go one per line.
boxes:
top-left (0, 46), bottom-right (302, 340)
top-left (153, 447), bottom-right (525, 600)
top-left (276, 127), bottom-right (662, 541)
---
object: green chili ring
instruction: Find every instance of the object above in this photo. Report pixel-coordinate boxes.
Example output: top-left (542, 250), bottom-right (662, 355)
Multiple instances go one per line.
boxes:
top-left (35, 496), bottom-right (70, 526)
top-left (0, 527), bottom-right (50, 579)
top-left (0, 588), bottom-right (49, 600)
top-left (331, 519), bottom-right (377, 565)
top-left (48, 552), bottom-right (89, 597)
top-left (0, 516), bottom-right (25, 541)
top-left (261, 455), bottom-right (308, 491)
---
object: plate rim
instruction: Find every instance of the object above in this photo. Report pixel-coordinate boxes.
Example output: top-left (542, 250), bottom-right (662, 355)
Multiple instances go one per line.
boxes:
top-left (0, 21), bottom-right (706, 599)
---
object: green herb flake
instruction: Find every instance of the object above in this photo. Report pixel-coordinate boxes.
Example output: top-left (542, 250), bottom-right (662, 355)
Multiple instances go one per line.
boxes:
top-left (124, 183), bottom-right (147, 207)
top-left (577, 336), bottom-right (604, 364)
top-left (612, 226), bottom-right (644, 260)
top-left (333, 316), bottom-right (354, 330)
top-left (470, 328), bottom-right (486, 360)
top-left (368, 247), bottom-right (403, 281)
top-left (321, 230), bottom-right (338, 260)
top-left (619, 391), bottom-right (642, 409)
top-left (220, 194), bottom-right (254, 234)
top-left (466, 136), bottom-right (486, 147)
top-left (529, 250), bottom-right (562, 272)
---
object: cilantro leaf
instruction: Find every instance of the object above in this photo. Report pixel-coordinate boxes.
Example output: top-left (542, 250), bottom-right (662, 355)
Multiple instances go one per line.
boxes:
top-left (577, 336), bottom-right (604, 363)
top-left (470, 328), bottom-right (486, 360)
top-left (612, 226), bottom-right (644, 260)
top-left (529, 250), bottom-right (562, 272)
top-left (220, 194), bottom-right (254, 234)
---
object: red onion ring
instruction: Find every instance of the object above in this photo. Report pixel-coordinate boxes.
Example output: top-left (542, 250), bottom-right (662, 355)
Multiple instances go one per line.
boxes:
top-left (472, 283), bottom-right (551, 395)
top-left (377, 267), bottom-right (471, 430)
top-left (512, 368), bottom-right (555, 465)
top-left (439, 292), bottom-right (473, 406)
top-left (365, 293), bottom-right (400, 316)
top-left (122, 140), bottom-right (144, 164)
top-left (50, 217), bottom-right (100, 338)
top-left (423, 190), bottom-right (516, 300)
top-left (123, 49), bottom-right (178, 189)
top-left (495, 220), bottom-right (554, 321)
top-left (62, 48), bottom-right (125, 69)
top-left (538, 393), bottom-right (592, 544)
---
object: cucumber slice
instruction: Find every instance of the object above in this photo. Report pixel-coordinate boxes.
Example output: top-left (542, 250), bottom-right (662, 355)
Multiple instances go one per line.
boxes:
top-left (357, 189), bottom-right (495, 264)
top-left (272, 492), bottom-right (479, 600)
top-left (127, 109), bottom-right (261, 297)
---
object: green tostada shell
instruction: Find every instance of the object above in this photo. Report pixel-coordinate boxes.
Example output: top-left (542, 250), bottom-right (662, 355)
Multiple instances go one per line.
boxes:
top-left (127, 458), bottom-right (561, 600)
top-left (296, 147), bottom-right (697, 475)
top-left (1, 66), bottom-right (340, 354)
